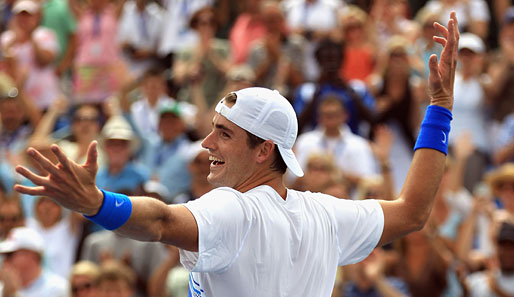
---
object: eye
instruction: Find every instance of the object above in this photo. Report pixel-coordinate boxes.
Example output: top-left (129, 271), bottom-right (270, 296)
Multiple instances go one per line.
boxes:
top-left (221, 132), bottom-right (231, 138)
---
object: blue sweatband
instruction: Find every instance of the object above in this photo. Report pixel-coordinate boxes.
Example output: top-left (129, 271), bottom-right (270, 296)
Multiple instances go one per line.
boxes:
top-left (414, 105), bottom-right (453, 155)
top-left (84, 189), bottom-right (132, 230)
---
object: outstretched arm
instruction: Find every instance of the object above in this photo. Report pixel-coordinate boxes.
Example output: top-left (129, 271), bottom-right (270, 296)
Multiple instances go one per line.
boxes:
top-left (377, 12), bottom-right (460, 246)
top-left (14, 142), bottom-right (199, 251)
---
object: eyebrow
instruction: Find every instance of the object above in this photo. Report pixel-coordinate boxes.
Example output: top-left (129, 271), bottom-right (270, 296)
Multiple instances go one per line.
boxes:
top-left (214, 123), bottom-right (234, 135)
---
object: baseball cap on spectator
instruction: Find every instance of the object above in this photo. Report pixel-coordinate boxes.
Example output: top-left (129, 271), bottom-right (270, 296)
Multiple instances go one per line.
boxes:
top-left (498, 222), bottom-right (514, 244)
top-left (12, 0), bottom-right (40, 14)
top-left (215, 87), bottom-right (304, 177)
top-left (158, 99), bottom-right (182, 118)
top-left (458, 33), bottom-right (485, 54)
top-left (227, 65), bottom-right (255, 83)
top-left (503, 6), bottom-right (514, 26)
top-left (0, 227), bottom-right (44, 254)
top-left (99, 116), bottom-right (140, 154)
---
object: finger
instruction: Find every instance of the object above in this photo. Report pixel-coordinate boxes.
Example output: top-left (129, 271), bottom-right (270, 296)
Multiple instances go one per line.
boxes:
top-left (26, 147), bottom-right (61, 176)
top-left (50, 144), bottom-right (72, 170)
top-left (15, 166), bottom-right (48, 186)
top-left (433, 36), bottom-right (447, 47)
top-left (428, 54), bottom-right (442, 87)
top-left (13, 184), bottom-right (47, 196)
top-left (84, 141), bottom-right (98, 170)
top-left (433, 22), bottom-right (449, 39)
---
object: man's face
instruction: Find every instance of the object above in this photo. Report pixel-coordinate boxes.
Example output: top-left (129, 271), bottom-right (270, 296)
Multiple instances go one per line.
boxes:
top-left (201, 114), bottom-right (260, 190)
top-left (319, 101), bottom-right (345, 131)
top-left (2, 249), bottom-right (38, 273)
top-left (0, 201), bottom-right (23, 237)
top-left (0, 99), bottom-right (24, 132)
top-left (498, 241), bottom-right (514, 274)
top-left (158, 113), bottom-right (185, 142)
top-left (104, 139), bottom-right (131, 168)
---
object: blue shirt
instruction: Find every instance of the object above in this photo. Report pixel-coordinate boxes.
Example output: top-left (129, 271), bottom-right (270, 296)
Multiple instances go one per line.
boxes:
top-left (96, 162), bottom-right (150, 194)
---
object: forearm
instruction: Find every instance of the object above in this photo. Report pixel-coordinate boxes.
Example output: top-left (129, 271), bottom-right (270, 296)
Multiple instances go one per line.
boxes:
top-left (112, 197), bottom-right (198, 251)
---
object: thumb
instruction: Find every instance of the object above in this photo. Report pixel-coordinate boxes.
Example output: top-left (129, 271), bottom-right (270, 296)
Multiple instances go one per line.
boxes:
top-left (84, 141), bottom-right (99, 173)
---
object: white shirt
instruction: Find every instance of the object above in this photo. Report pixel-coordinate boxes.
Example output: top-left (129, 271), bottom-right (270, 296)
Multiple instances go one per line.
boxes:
top-left (467, 271), bottom-right (514, 297)
top-left (424, 0), bottom-right (490, 32)
top-left (20, 271), bottom-right (68, 297)
top-left (294, 126), bottom-right (377, 178)
top-left (157, 0), bottom-right (212, 56)
top-left (451, 73), bottom-right (491, 152)
top-left (179, 185), bottom-right (384, 296)
top-left (130, 96), bottom-right (171, 140)
top-left (26, 216), bottom-right (79, 278)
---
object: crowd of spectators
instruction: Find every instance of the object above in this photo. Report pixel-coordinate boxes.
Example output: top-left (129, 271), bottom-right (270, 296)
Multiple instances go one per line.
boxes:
top-left (0, 0), bottom-right (514, 296)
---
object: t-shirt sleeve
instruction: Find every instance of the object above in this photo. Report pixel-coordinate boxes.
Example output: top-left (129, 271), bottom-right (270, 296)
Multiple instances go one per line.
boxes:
top-left (328, 197), bottom-right (384, 266)
top-left (179, 188), bottom-right (252, 273)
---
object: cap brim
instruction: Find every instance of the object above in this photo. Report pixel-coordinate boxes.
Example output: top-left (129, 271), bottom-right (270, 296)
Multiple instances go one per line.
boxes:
top-left (278, 146), bottom-right (304, 177)
top-left (0, 241), bottom-right (18, 254)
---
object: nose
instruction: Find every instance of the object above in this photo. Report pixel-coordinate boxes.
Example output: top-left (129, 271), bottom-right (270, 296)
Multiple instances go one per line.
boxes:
top-left (201, 131), bottom-right (215, 151)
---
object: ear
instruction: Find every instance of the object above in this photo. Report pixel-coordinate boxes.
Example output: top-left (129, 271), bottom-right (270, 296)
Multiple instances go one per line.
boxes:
top-left (255, 141), bottom-right (275, 164)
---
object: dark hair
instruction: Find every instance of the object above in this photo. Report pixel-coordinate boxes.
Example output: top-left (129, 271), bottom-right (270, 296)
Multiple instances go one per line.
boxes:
top-left (142, 66), bottom-right (166, 80)
top-left (189, 6), bottom-right (217, 30)
top-left (314, 38), bottom-right (345, 64)
top-left (245, 132), bottom-right (287, 175)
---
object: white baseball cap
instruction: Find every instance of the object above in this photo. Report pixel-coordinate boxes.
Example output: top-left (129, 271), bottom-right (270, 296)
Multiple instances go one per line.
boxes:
top-left (458, 33), bottom-right (485, 54)
top-left (215, 87), bottom-right (304, 177)
top-left (0, 227), bottom-right (44, 254)
top-left (12, 0), bottom-right (40, 14)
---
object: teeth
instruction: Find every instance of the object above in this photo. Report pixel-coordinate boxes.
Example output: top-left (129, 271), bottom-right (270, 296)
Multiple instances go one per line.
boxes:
top-left (209, 156), bottom-right (224, 163)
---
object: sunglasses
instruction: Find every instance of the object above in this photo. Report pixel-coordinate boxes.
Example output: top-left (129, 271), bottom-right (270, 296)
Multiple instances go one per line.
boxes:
top-left (72, 282), bottom-right (93, 294)
top-left (73, 116), bottom-right (99, 123)
top-left (0, 215), bottom-right (22, 223)
top-left (497, 181), bottom-right (514, 191)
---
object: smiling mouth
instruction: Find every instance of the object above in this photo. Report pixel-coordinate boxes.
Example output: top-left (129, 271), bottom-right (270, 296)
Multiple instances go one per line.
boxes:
top-left (209, 156), bottom-right (225, 166)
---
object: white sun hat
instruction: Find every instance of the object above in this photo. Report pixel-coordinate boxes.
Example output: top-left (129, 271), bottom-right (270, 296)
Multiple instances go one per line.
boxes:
top-left (215, 87), bottom-right (304, 177)
top-left (0, 227), bottom-right (44, 254)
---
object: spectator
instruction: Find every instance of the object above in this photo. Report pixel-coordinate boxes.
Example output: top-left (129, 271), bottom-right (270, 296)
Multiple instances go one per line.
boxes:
top-left (28, 102), bottom-right (105, 166)
top-left (0, 227), bottom-right (68, 297)
top-left (117, 0), bottom-right (164, 76)
top-left (247, 1), bottom-right (305, 95)
top-left (120, 67), bottom-right (174, 141)
top-left (486, 163), bottom-right (514, 216)
top-left (96, 115), bottom-right (149, 195)
top-left (173, 6), bottom-right (230, 108)
top-left (451, 33), bottom-right (491, 192)
top-left (492, 107), bottom-right (514, 165)
top-left (488, 7), bottom-right (514, 124)
top-left (282, 0), bottom-right (342, 81)
top-left (40, 0), bottom-right (77, 77)
top-left (69, 261), bottom-right (100, 297)
top-left (422, 0), bottom-right (490, 40)
top-left (229, 0), bottom-right (266, 65)
top-left (140, 100), bottom-right (191, 201)
top-left (173, 141), bottom-right (214, 204)
top-left (464, 222), bottom-right (514, 297)
top-left (157, 0), bottom-right (212, 65)
top-left (368, 35), bottom-right (424, 192)
top-left (338, 5), bottom-right (376, 83)
top-left (293, 38), bottom-right (375, 135)
top-left (294, 96), bottom-right (377, 187)
top-left (343, 247), bottom-right (411, 297)
top-left (0, 195), bottom-right (24, 241)
top-left (413, 7), bottom-right (443, 79)
top-left (97, 260), bottom-right (136, 297)
top-left (290, 153), bottom-right (340, 193)
top-left (26, 196), bottom-right (82, 278)
top-left (80, 230), bottom-right (167, 297)
top-left (70, 0), bottom-right (128, 103)
top-left (0, 0), bottom-right (61, 111)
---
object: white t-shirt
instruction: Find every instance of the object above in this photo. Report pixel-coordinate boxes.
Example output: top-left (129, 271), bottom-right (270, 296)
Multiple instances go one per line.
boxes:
top-left (179, 185), bottom-right (384, 296)
top-left (467, 271), bottom-right (514, 297)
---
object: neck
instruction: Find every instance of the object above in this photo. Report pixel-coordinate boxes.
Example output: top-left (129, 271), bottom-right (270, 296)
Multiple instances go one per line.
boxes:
top-left (108, 163), bottom-right (124, 175)
top-left (235, 170), bottom-right (286, 199)
top-left (324, 127), bottom-right (341, 138)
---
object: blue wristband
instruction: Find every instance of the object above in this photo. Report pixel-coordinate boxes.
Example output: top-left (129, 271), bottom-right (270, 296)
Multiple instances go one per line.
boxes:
top-left (83, 189), bottom-right (132, 230)
top-left (414, 105), bottom-right (453, 155)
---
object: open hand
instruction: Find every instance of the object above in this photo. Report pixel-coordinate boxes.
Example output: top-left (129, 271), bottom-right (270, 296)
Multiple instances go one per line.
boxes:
top-left (14, 141), bottom-right (103, 216)
top-left (428, 12), bottom-right (460, 111)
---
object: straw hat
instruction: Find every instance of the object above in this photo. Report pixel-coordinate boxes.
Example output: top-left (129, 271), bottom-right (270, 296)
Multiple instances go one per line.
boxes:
top-left (486, 163), bottom-right (514, 196)
top-left (99, 116), bottom-right (140, 154)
